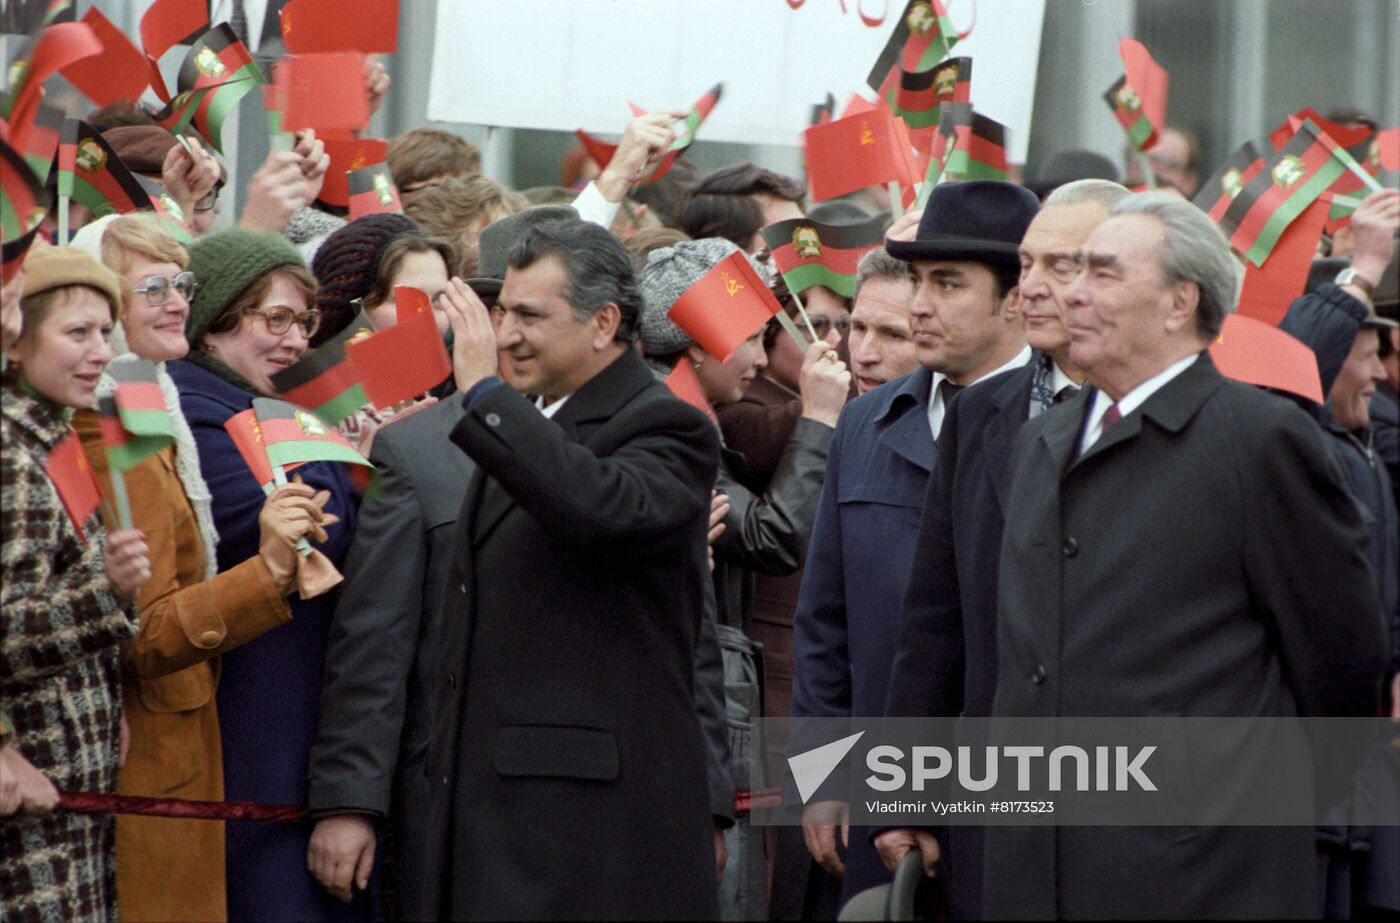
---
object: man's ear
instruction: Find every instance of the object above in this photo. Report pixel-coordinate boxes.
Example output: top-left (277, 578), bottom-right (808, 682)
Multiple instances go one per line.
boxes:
top-left (1163, 281), bottom-right (1200, 334)
top-left (1000, 286), bottom-right (1022, 324)
top-left (591, 302), bottom-right (622, 348)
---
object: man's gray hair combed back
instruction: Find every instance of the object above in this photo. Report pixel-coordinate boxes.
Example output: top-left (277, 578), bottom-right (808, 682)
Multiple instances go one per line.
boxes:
top-left (853, 247), bottom-right (912, 302)
top-left (1044, 178), bottom-right (1132, 210)
top-left (1111, 192), bottom-right (1240, 338)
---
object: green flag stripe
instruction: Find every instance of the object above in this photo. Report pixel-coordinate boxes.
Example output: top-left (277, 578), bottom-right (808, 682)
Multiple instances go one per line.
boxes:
top-left (116, 407), bottom-right (173, 439)
top-left (781, 262), bottom-right (858, 298)
top-left (312, 383), bottom-right (370, 427)
top-left (947, 157), bottom-right (1008, 181)
top-left (106, 436), bottom-right (169, 473)
top-left (266, 441), bottom-right (370, 469)
top-left (1128, 115), bottom-right (1153, 150)
top-left (1243, 159), bottom-right (1347, 266)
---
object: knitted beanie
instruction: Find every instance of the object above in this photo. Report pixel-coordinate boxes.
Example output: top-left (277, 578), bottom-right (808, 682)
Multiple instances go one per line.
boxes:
top-left (185, 228), bottom-right (307, 346)
top-left (639, 238), bottom-right (772, 357)
top-left (310, 213), bottom-right (421, 343)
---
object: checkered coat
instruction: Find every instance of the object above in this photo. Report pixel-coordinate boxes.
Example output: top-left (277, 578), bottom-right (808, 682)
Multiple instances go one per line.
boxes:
top-left (1, 380), bottom-right (135, 923)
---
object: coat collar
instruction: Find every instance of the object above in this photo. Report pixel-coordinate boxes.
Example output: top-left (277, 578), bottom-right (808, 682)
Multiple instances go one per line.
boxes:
top-left (1047, 351), bottom-right (1224, 475)
top-left (981, 361), bottom-right (1037, 513)
top-left (549, 349), bottom-right (658, 438)
top-left (874, 366), bottom-right (936, 473)
top-left (1, 377), bottom-right (71, 450)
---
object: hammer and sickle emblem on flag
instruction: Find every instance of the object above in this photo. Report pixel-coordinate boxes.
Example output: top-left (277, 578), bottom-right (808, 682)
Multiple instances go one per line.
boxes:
top-left (722, 272), bottom-right (744, 297)
top-left (1272, 155), bottom-right (1306, 189)
top-left (253, 421), bottom-right (263, 443)
top-left (859, 121), bottom-right (875, 146)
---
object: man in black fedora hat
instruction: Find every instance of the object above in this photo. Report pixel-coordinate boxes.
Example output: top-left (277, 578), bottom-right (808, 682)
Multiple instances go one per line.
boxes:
top-left (789, 180), bottom-right (1039, 907)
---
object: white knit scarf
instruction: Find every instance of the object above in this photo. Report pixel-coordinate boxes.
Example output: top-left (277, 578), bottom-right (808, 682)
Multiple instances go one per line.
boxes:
top-left (96, 323), bottom-right (220, 581)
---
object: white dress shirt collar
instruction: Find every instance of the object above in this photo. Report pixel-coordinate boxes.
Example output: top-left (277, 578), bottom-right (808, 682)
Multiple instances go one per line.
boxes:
top-left (927, 345), bottom-right (1033, 439)
top-left (1080, 352), bottom-right (1200, 454)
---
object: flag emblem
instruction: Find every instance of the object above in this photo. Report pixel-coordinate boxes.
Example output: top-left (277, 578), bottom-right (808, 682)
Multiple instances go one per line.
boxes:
top-left (295, 409), bottom-right (328, 436)
top-left (373, 174), bottom-right (395, 207)
top-left (1273, 155), bottom-right (1306, 188)
top-left (722, 272), bottom-right (744, 297)
top-left (907, 2), bottom-right (936, 36)
top-left (75, 138), bottom-right (105, 172)
top-left (1222, 168), bottom-right (1244, 199)
top-left (194, 46), bottom-right (226, 78)
top-left (1113, 84), bottom-right (1141, 112)
top-left (792, 227), bottom-right (822, 260)
top-left (859, 121), bottom-right (875, 146)
top-left (933, 61), bottom-right (958, 99)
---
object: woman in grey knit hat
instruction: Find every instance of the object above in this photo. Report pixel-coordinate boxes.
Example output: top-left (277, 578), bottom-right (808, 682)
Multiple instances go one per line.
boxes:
top-left (639, 237), bottom-right (852, 919)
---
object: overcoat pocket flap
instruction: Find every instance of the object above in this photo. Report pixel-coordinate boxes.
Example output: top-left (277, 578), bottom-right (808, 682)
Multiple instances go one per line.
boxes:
top-left (139, 663), bottom-right (213, 714)
top-left (494, 725), bottom-right (619, 781)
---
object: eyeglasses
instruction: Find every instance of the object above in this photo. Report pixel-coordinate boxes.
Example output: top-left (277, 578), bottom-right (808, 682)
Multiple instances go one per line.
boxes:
top-left (132, 271), bottom-right (198, 307)
top-left (246, 305), bottom-right (322, 338)
top-left (804, 314), bottom-right (851, 339)
top-left (193, 185), bottom-right (221, 213)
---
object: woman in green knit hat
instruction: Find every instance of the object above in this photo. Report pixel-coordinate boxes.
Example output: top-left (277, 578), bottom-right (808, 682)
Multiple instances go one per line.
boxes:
top-left (166, 229), bottom-right (369, 922)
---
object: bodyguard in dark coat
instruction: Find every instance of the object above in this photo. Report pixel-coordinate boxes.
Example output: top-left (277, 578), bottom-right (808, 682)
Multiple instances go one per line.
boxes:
top-left (790, 182), bottom-right (1037, 905)
top-left (880, 180), bottom-right (1129, 918)
top-left (984, 193), bottom-right (1387, 919)
top-left (422, 218), bottom-right (720, 920)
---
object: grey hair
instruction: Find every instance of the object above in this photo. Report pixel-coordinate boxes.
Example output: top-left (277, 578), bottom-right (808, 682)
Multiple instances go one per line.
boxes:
top-left (853, 247), bottom-right (913, 303)
top-left (508, 218), bottom-right (642, 344)
top-left (1044, 178), bottom-right (1132, 210)
top-left (1109, 192), bottom-right (1239, 338)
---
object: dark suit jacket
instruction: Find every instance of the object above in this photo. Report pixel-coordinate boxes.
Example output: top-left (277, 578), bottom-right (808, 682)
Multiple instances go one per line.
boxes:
top-left (984, 354), bottom-right (1387, 920)
top-left (423, 350), bottom-right (721, 921)
top-left (883, 360), bottom-right (1035, 919)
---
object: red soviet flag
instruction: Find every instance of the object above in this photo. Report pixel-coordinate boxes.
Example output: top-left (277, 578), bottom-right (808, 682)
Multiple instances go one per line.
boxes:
top-left (667, 251), bottom-right (781, 362)
top-left (804, 108), bottom-right (915, 202)
top-left (345, 311), bottom-right (452, 409)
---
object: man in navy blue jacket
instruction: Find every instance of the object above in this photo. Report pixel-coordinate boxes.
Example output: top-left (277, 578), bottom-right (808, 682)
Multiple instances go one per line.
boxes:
top-left (788, 181), bottom-right (1038, 905)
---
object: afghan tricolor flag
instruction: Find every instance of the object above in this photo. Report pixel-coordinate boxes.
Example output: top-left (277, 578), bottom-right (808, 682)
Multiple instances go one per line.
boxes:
top-left (575, 83), bottom-right (723, 185)
top-left (43, 428), bottom-right (104, 543)
top-left (866, 0), bottom-right (961, 96)
top-left (667, 251), bottom-right (782, 362)
top-left (251, 398), bottom-right (373, 470)
top-left (57, 120), bottom-right (156, 218)
top-left (891, 55), bottom-right (971, 131)
top-left (96, 360), bottom-right (175, 472)
top-left (1, 140), bottom-right (51, 283)
top-left (1193, 140), bottom-right (1266, 220)
top-left (347, 163), bottom-right (403, 220)
top-left (760, 215), bottom-right (886, 299)
top-left (1216, 120), bottom-right (1349, 267)
top-left (269, 309), bottom-right (374, 425)
top-left (1103, 39), bottom-right (1168, 152)
top-left (934, 103), bottom-right (1008, 181)
top-left (175, 23), bottom-right (265, 153)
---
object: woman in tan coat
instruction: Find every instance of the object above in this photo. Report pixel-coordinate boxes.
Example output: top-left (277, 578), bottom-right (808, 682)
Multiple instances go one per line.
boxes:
top-left (70, 215), bottom-right (335, 922)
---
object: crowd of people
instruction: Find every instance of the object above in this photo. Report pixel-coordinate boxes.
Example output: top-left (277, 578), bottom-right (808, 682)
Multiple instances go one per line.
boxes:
top-left (2, 25), bottom-right (1399, 923)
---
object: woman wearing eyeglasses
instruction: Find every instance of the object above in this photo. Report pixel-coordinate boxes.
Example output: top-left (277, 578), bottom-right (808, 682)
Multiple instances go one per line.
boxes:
top-left (165, 229), bottom-right (366, 923)
top-left (66, 216), bottom-right (335, 923)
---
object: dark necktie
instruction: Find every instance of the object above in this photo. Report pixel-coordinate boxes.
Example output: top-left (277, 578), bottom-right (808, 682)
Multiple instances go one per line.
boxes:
top-left (1101, 402), bottom-right (1122, 431)
top-left (1054, 385), bottom-right (1079, 404)
top-left (938, 379), bottom-right (963, 404)
top-left (229, 0), bottom-right (247, 44)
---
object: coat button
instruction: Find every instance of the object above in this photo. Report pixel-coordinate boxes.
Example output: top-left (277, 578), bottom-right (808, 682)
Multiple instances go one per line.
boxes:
top-left (485, 412), bottom-right (501, 427)
top-left (460, 582), bottom-right (467, 594)
top-left (1062, 537), bottom-right (1078, 557)
top-left (447, 673), bottom-right (456, 689)
top-left (200, 630), bottom-right (221, 646)
top-left (1031, 664), bottom-right (1047, 685)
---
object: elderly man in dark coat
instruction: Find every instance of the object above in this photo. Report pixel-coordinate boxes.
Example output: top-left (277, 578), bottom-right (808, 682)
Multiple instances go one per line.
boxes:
top-left (421, 218), bottom-right (720, 920)
top-left (982, 192), bottom-right (1387, 919)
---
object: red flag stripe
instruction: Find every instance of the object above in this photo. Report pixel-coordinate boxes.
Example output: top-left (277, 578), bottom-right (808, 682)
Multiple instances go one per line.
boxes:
top-left (280, 361), bottom-right (364, 411)
top-left (114, 381), bottom-right (165, 412)
top-left (1207, 160), bottom-right (1267, 223)
top-left (769, 243), bottom-right (866, 276)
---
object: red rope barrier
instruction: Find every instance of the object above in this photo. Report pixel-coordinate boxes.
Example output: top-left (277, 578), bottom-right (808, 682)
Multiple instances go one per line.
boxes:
top-left (58, 787), bottom-right (787, 822)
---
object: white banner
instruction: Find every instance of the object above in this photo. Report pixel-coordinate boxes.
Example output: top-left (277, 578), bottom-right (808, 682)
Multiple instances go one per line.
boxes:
top-left (427, 0), bottom-right (1046, 163)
